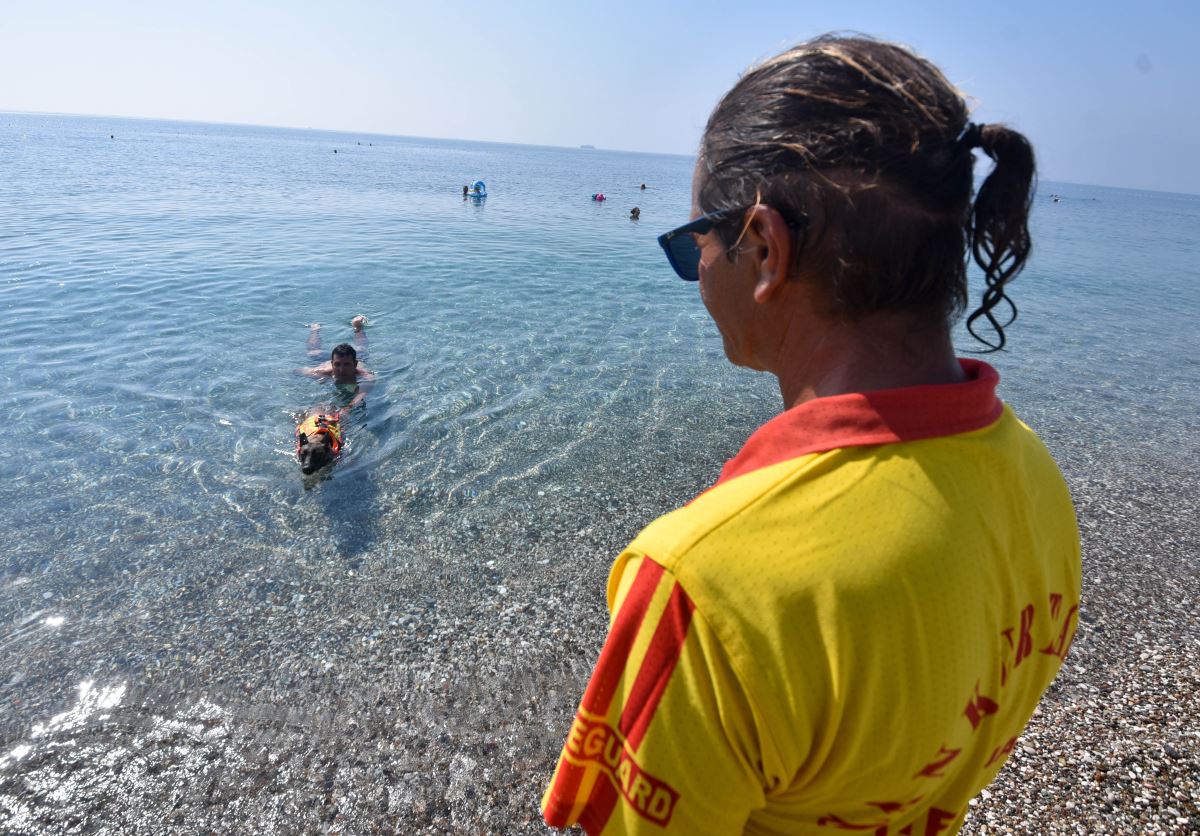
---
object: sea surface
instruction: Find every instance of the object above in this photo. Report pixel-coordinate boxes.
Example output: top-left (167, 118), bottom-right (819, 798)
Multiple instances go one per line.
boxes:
top-left (0, 113), bottom-right (1197, 830)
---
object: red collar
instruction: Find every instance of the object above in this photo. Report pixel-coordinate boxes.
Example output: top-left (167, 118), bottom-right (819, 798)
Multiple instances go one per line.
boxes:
top-left (715, 359), bottom-right (1004, 487)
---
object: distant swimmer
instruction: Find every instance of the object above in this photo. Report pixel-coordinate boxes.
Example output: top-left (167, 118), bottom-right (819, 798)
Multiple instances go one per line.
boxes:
top-left (592, 193), bottom-right (606, 202)
top-left (334, 149), bottom-right (338, 154)
top-left (640, 183), bottom-right (647, 190)
top-left (463, 185), bottom-right (470, 197)
top-left (630, 207), bottom-right (640, 220)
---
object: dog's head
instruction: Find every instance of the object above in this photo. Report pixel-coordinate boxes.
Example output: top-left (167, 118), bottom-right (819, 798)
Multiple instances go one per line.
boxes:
top-left (297, 431), bottom-right (335, 475)
top-left (296, 412), bottom-right (342, 475)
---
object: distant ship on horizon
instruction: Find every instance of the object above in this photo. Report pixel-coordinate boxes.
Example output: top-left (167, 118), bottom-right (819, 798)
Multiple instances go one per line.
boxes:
top-left (580, 144), bottom-right (595, 150)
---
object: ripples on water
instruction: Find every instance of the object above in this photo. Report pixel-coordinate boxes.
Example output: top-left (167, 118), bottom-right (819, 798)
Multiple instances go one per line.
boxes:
top-left (0, 114), bottom-right (1198, 826)
top-left (0, 116), bottom-right (722, 560)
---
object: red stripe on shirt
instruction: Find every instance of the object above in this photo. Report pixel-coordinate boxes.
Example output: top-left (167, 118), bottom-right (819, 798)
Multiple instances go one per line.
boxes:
top-left (543, 761), bottom-right (586, 829)
top-left (578, 770), bottom-right (620, 835)
top-left (619, 581), bottom-right (696, 749)
top-left (579, 579), bottom-right (695, 833)
top-left (714, 359), bottom-right (1004, 487)
top-left (580, 558), bottom-right (665, 716)
top-left (546, 559), bottom-right (667, 830)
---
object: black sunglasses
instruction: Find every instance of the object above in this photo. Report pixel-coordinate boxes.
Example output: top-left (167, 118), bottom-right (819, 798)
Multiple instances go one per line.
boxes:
top-left (657, 205), bottom-right (806, 282)
top-left (656, 206), bottom-right (752, 282)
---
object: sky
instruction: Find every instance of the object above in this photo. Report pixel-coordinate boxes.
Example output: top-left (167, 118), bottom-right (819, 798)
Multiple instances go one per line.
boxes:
top-left (3, 0), bottom-right (1198, 194)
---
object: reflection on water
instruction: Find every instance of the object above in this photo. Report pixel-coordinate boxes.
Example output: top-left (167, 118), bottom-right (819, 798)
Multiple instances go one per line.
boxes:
top-left (1, 680), bottom-right (127, 771)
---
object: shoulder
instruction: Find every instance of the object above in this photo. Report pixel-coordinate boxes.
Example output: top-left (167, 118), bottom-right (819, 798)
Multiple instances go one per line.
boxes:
top-left (616, 454), bottom-right (835, 674)
top-left (625, 415), bottom-right (1076, 651)
top-left (629, 452), bottom-right (831, 579)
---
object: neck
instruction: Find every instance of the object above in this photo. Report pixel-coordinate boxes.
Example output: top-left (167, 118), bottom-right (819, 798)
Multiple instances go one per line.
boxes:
top-left (773, 312), bottom-right (965, 410)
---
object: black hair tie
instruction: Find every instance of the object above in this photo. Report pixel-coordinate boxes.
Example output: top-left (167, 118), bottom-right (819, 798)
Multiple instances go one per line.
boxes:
top-left (958, 122), bottom-right (984, 150)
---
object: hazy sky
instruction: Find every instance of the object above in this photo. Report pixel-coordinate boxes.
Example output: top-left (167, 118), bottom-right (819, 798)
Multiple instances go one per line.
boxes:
top-left (4, 0), bottom-right (1198, 194)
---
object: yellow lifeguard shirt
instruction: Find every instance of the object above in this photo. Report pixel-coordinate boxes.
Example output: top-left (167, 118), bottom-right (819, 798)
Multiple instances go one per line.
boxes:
top-left (543, 360), bottom-right (1081, 835)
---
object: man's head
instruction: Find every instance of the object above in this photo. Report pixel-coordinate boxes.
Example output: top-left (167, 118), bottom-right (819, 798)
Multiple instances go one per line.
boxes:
top-left (330, 343), bottom-right (357, 382)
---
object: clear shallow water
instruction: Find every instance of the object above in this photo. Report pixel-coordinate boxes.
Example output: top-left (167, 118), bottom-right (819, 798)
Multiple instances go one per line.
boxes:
top-left (0, 115), bottom-right (719, 560)
top-left (0, 113), bottom-right (1197, 828)
top-left (980, 183), bottom-right (1200, 463)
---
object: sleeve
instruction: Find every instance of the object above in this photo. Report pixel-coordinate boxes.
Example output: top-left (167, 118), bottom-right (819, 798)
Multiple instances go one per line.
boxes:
top-left (542, 552), bottom-right (766, 834)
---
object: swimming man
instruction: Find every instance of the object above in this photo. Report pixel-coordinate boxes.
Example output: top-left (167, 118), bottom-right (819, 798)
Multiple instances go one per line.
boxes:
top-left (297, 315), bottom-right (375, 410)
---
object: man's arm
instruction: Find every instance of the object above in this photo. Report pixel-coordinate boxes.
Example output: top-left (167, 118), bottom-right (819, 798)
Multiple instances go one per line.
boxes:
top-left (352, 315), bottom-right (368, 359)
top-left (341, 383), bottom-right (369, 414)
top-left (339, 374), bottom-right (374, 416)
top-left (296, 363), bottom-right (332, 379)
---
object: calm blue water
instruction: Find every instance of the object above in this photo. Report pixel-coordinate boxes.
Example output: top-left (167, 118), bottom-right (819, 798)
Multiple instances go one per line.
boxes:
top-left (0, 115), bottom-right (719, 561)
top-left (0, 113), bottom-right (1197, 827)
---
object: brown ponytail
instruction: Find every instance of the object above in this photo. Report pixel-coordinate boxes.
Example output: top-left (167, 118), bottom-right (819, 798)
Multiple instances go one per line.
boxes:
top-left (697, 35), bottom-right (1039, 350)
top-left (966, 124), bottom-right (1036, 351)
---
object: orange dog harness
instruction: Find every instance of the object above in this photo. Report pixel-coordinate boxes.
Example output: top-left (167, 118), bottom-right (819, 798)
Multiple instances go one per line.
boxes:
top-left (296, 413), bottom-right (342, 456)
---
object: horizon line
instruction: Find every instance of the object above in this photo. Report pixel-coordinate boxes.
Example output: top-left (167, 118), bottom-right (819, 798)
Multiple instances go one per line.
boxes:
top-left (0, 107), bottom-right (699, 162)
top-left (3, 108), bottom-right (1198, 199)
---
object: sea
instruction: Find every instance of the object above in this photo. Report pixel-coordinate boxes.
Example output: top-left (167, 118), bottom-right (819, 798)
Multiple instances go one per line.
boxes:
top-left (0, 113), bottom-right (1197, 830)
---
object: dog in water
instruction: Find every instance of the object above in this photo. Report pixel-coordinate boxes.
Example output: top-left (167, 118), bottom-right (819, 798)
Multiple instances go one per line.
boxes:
top-left (296, 409), bottom-right (344, 475)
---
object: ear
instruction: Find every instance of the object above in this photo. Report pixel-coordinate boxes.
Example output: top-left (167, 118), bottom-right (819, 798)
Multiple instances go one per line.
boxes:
top-left (744, 205), bottom-right (794, 305)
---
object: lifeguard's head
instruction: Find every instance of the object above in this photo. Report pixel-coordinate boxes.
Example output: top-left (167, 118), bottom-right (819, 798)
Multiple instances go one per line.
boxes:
top-left (694, 34), bottom-right (1035, 350)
